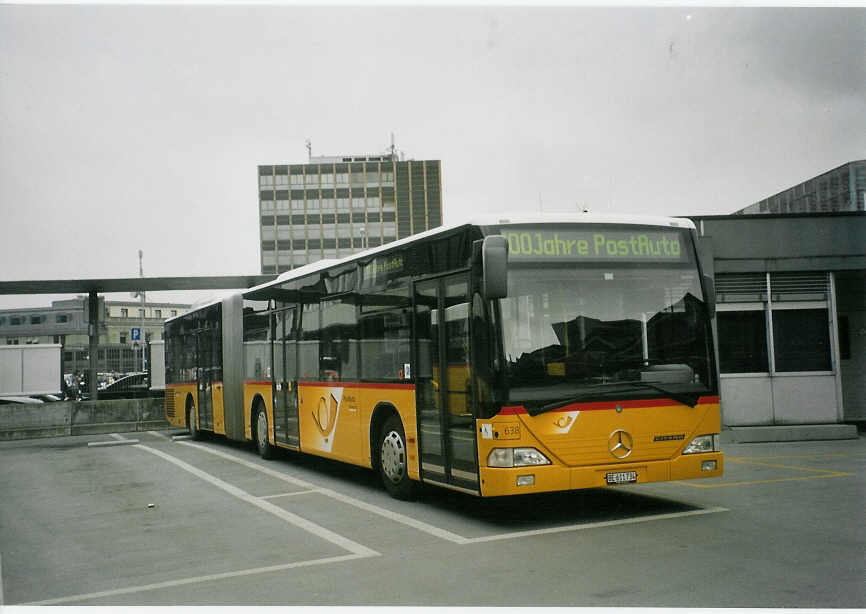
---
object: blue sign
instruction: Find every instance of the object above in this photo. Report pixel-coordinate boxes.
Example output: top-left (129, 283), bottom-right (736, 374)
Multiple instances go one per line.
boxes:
top-left (131, 327), bottom-right (141, 341)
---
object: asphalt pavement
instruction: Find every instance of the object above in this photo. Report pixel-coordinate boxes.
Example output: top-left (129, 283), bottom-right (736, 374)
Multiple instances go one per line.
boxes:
top-left (0, 430), bottom-right (863, 607)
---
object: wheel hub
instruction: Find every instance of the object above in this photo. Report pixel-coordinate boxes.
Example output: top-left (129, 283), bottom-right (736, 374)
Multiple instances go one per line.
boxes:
top-left (381, 430), bottom-right (405, 483)
top-left (257, 411), bottom-right (267, 447)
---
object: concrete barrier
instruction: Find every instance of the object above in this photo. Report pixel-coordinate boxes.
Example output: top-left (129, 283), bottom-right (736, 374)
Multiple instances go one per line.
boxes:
top-left (0, 398), bottom-right (170, 441)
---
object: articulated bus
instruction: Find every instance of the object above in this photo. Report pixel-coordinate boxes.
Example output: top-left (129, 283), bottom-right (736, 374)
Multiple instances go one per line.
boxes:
top-left (164, 214), bottom-right (723, 499)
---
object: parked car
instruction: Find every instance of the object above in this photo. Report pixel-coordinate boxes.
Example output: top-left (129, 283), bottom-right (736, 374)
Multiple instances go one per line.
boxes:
top-left (92, 372), bottom-right (155, 400)
top-left (0, 396), bottom-right (45, 405)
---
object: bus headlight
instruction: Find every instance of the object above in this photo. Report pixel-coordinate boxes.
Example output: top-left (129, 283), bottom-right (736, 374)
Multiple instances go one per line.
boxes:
top-left (487, 447), bottom-right (551, 468)
top-left (682, 434), bottom-right (719, 454)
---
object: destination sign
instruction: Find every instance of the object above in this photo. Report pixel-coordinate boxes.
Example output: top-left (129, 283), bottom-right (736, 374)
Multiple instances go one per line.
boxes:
top-left (361, 254), bottom-right (405, 285)
top-left (501, 228), bottom-right (690, 263)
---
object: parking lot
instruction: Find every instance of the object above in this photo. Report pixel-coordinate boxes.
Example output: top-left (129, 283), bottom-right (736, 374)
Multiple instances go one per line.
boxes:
top-left (0, 430), bottom-right (863, 607)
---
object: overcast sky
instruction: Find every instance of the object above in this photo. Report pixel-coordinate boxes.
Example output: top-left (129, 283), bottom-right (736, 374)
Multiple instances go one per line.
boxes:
top-left (1, 5), bottom-right (864, 310)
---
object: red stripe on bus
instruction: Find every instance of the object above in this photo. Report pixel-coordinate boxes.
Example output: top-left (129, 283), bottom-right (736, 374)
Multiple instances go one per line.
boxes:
top-left (498, 395), bottom-right (720, 416)
top-left (297, 381), bottom-right (416, 390)
top-left (245, 381), bottom-right (273, 386)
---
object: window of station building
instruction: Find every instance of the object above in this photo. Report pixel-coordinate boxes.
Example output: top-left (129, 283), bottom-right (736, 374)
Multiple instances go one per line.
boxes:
top-left (304, 173), bottom-right (319, 186)
top-left (290, 174), bottom-right (304, 187)
top-left (320, 173), bottom-right (335, 187)
top-left (0, 317), bottom-right (5, 326)
top-left (276, 200), bottom-right (289, 213)
top-left (138, 308), bottom-right (146, 318)
top-left (55, 314), bottom-right (69, 323)
top-left (120, 309), bottom-right (128, 318)
top-left (30, 315), bottom-right (42, 325)
top-left (772, 308), bottom-right (832, 372)
top-left (336, 172), bottom-right (348, 185)
top-left (291, 199), bottom-right (304, 212)
top-left (154, 309), bottom-right (162, 318)
top-left (717, 310), bottom-right (769, 373)
top-left (259, 175), bottom-right (274, 187)
top-left (337, 198), bottom-right (350, 211)
top-left (261, 200), bottom-right (275, 213)
top-left (274, 173), bottom-right (289, 186)
top-left (351, 197), bottom-right (365, 211)
top-left (8, 316), bottom-right (21, 326)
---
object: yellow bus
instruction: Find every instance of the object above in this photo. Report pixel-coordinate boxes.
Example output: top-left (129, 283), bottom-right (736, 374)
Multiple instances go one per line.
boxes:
top-left (164, 214), bottom-right (723, 499)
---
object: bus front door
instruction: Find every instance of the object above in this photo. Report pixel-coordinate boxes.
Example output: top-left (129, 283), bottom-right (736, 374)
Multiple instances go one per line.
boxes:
top-left (415, 274), bottom-right (479, 494)
top-left (272, 307), bottom-right (299, 447)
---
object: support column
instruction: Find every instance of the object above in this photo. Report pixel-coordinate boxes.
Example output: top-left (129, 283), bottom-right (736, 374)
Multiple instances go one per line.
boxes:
top-left (88, 290), bottom-right (99, 401)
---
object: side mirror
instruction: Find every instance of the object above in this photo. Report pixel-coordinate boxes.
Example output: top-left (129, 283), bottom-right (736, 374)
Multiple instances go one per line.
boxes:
top-left (483, 235), bottom-right (508, 299)
top-left (703, 275), bottom-right (716, 318)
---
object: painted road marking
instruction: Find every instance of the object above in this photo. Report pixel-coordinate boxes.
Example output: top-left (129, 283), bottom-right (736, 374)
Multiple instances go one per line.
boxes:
top-left (463, 506), bottom-right (729, 544)
top-left (260, 490), bottom-right (322, 500)
top-left (678, 456), bottom-right (853, 489)
top-left (21, 553), bottom-right (368, 606)
top-left (135, 444), bottom-right (379, 557)
top-left (177, 440), bottom-right (470, 544)
top-left (146, 430), bottom-right (171, 441)
top-left (87, 439), bottom-right (140, 448)
top-left (1, 553), bottom-right (5, 606)
top-left (177, 440), bottom-right (726, 545)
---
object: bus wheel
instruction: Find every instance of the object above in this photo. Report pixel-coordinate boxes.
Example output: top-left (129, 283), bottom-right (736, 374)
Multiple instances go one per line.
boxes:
top-left (378, 415), bottom-right (416, 500)
top-left (187, 401), bottom-right (200, 441)
top-left (255, 403), bottom-right (275, 460)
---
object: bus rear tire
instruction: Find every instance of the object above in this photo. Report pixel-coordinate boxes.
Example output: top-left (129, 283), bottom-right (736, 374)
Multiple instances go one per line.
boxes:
top-left (255, 403), bottom-right (275, 460)
top-left (378, 415), bottom-right (416, 500)
top-left (187, 400), bottom-right (200, 441)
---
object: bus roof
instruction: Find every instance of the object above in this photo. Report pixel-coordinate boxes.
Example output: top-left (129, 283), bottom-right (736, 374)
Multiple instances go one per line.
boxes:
top-left (242, 212), bottom-right (696, 299)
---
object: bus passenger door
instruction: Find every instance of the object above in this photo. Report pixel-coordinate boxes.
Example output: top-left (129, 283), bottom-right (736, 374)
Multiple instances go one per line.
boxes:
top-left (272, 307), bottom-right (299, 447)
top-left (196, 328), bottom-right (214, 430)
top-left (415, 274), bottom-right (479, 493)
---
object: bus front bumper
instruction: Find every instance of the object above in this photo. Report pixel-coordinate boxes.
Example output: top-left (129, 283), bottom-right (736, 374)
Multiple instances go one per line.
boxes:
top-left (478, 452), bottom-right (724, 496)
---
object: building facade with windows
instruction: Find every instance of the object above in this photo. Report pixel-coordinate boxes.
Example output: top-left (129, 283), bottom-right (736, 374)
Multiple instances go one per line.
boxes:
top-left (258, 152), bottom-right (443, 274)
top-left (734, 160), bottom-right (866, 215)
top-left (0, 297), bottom-right (190, 374)
top-left (689, 212), bottom-right (865, 428)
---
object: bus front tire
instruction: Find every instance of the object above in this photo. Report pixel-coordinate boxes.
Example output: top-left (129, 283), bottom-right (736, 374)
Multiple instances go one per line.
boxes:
top-left (255, 404), bottom-right (275, 460)
top-left (378, 415), bottom-right (416, 500)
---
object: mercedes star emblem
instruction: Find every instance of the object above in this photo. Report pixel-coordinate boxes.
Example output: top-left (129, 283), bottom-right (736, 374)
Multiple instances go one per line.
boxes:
top-left (608, 429), bottom-right (634, 459)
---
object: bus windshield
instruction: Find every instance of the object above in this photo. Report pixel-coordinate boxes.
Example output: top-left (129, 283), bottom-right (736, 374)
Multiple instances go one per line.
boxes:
top-left (499, 264), bottom-right (714, 407)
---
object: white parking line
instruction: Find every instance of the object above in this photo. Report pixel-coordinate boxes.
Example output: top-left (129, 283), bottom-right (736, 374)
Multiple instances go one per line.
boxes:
top-left (87, 439), bottom-right (139, 448)
top-left (22, 553), bottom-right (367, 606)
top-left (260, 490), bottom-right (322, 500)
top-left (462, 506), bottom-right (729, 544)
top-left (177, 441), bottom-right (469, 544)
top-left (147, 430), bottom-right (171, 441)
top-left (1, 553), bottom-right (5, 606)
top-left (135, 444), bottom-right (379, 558)
top-left (109, 433), bottom-right (128, 441)
top-left (176, 440), bottom-right (728, 546)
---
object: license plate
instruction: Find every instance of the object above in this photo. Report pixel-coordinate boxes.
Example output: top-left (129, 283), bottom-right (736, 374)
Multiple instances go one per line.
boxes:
top-left (606, 470), bottom-right (637, 485)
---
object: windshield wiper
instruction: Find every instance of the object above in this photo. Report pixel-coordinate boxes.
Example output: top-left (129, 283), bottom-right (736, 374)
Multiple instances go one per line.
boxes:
top-left (527, 381), bottom-right (702, 417)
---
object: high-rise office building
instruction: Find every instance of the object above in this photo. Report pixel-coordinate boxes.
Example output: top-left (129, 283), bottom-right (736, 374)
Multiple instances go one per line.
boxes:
top-left (735, 160), bottom-right (866, 215)
top-left (258, 153), bottom-right (443, 274)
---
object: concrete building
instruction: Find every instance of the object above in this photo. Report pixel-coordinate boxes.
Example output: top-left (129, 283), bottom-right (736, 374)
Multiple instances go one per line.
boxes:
top-left (0, 297), bottom-right (190, 374)
top-left (689, 212), bottom-right (865, 438)
top-left (735, 160), bottom-right (866, 215)
top-left (258, 152), bottom-right (443, 274)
